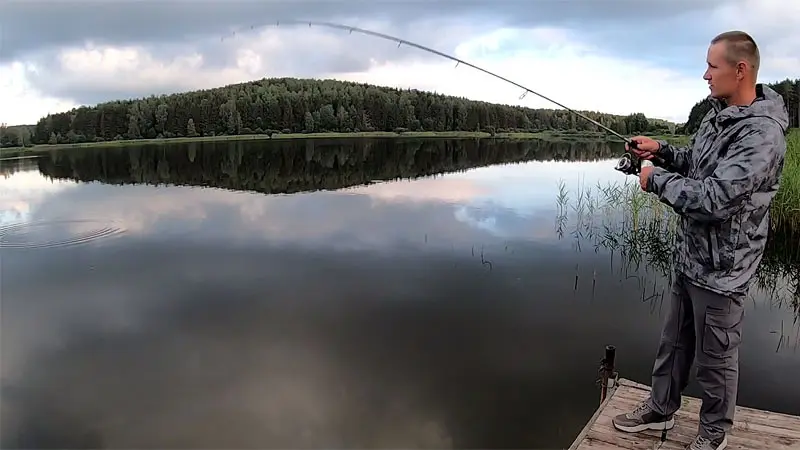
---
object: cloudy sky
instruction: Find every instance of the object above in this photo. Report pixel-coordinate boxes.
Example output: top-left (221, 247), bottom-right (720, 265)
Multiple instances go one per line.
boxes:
top-left (1, 0), bottom-right (798, 127)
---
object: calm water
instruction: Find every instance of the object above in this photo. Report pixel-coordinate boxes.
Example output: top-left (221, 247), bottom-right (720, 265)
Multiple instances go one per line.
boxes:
top-left (1, 138), bottom-right (798, 449)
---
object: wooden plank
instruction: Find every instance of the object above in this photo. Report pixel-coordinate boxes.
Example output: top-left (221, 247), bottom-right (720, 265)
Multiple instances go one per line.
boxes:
top-left (570, 378), bottom-right (800, 450)
top-left (610, 387), bottom-right (800, 439)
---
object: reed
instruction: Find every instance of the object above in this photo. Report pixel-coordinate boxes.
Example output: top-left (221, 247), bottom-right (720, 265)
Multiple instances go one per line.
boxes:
top-left (555, 132), bottom-right (800, 316)
top-left (555, 176), bottom-right (799, 317)
top-left (774, 129), bottom-right (800, 231)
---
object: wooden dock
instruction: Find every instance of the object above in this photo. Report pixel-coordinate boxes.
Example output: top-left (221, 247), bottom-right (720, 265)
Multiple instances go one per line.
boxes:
top-left (568, 378), bottom-right (800, 449)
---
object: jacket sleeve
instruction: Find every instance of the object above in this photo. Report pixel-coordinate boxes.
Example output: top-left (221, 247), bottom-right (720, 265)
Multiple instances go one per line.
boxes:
top-left (654, 135), bottom-right (693, 176)
top-left (645, 125), bottom-right (785, 223)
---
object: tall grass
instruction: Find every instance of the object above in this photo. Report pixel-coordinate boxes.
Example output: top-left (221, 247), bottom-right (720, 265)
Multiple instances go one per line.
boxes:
top-left (774, 129), bottom-right (800, 231)
top-left (554, 129), bottom-right (800, 317)
top-left (573, 129), bottom-right (799, 233)
top-left (555, 178), bottom-right (679, 277)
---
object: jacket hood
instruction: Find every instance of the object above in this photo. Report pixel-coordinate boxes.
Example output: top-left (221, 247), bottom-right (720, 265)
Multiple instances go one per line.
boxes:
top-left (709, 84), bottom-right (789, 133)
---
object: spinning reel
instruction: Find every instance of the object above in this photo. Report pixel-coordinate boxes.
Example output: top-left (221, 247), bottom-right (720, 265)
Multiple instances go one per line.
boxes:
top-left (614, 140), bottom-right (665, 176)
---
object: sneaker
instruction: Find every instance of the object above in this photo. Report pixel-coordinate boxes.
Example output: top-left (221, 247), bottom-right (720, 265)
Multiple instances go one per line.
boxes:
top-left (612, 401), bottom-right (675, 433)
top-left (686, 435), bottom-right (727, 450)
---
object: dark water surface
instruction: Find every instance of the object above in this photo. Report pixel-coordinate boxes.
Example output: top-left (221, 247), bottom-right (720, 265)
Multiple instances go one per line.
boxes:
top-left (1, 138), bottom-right (798, 449)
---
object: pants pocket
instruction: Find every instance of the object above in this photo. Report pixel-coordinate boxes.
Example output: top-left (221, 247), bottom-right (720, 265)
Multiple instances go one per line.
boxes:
top-left (701, 306), bottom-right (743, 359)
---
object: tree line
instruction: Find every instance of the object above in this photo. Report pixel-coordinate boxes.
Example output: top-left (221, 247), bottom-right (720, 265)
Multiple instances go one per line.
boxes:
top-left (35, 137), bottom-right (620, 195)
top-left (2, 77), bottom-right (674, 148)
top-left (681, 78), bottom-right (800, 134)
top-left (3, 77), bottom-right (796, 149)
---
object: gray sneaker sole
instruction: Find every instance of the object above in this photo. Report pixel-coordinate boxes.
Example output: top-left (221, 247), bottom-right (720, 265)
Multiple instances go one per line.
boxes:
top-left (612, 417), bottom-right (675, 433)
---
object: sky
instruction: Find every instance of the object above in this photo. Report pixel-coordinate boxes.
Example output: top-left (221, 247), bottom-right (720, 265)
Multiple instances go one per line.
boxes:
top-left (1, 0), bottom-right (798, 127)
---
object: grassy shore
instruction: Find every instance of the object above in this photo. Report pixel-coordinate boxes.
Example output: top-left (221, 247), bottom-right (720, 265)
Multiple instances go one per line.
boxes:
top-left (774, 129), bottom-right (800, 231)
top-left (0, 129), bottom-right (686, 153)
top-left (558, 128), bottom-right (800, 236)
top-left (616, 128), bottom-right (798, 233)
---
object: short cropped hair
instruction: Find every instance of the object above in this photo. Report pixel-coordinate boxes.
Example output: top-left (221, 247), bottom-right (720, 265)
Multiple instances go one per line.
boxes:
top-left (711, 31), bottom-right (760, 78)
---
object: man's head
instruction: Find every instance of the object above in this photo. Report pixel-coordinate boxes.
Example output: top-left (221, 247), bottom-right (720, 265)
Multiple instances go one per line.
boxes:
top-left (703, 31), bottom-right (760, 102)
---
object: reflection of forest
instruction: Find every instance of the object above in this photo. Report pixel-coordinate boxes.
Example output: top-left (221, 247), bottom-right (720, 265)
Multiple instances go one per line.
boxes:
top-left (1, 157), bottom-right (40, 179)
top-left (35, 138), bottom-right (620, 195)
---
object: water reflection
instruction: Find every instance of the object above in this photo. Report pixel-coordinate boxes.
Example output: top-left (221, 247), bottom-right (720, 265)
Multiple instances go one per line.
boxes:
top-left (34, 138), bottom-right (623, 195)
top-left (1, 138), bottom-right (798, 449)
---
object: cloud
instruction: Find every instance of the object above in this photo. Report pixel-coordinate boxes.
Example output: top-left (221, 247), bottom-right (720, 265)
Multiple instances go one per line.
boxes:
top-left (710, 0), bottom-right (800, 80)
top-left (0, 0), bottom-right (728, 62)
top-left (0, 63), bottom-right (79, 127)
top-left (1, 0), bottom-right (796, 126)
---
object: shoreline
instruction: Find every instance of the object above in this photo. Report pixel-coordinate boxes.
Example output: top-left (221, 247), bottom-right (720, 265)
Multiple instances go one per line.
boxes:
top-left (0, 130), bottom-right (688, 153)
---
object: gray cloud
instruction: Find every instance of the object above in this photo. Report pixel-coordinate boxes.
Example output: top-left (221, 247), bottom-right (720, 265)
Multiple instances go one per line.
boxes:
top-left (15, 15), bottom-right (493, 105)
top-left (1, 0), bottom-right (729, 62)
top-left (2, 0), bottom-right (753, 114)
top-left (0, 1), bottom-right (472, 62)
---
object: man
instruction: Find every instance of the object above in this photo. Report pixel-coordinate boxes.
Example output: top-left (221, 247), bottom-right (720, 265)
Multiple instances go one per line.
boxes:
top-left (610, 31), bottom-right (789, 450)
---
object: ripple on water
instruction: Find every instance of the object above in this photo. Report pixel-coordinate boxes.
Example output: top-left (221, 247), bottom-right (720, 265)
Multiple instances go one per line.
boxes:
top-left (0, 220), bottom-right (127, 250)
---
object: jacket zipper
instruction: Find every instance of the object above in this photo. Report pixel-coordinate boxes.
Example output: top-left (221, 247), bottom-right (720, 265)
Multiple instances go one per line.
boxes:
top-left (709, 226), bottom-right (720, 270)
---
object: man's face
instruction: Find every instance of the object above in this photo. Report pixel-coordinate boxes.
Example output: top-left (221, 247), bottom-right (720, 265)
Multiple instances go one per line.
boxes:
top-left (703, 42), bottom-right (739, 99)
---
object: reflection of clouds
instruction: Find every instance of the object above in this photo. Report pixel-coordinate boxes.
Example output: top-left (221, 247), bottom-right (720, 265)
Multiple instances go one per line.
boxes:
top-left (454, 206), bottom-right (501, 236)
top-left (1, 254), bottom-right (460, 448)
top-left (451, 159), bottom-right (629, 215)
top-left (347, 177), bottom-right (488, 205)
top-left (3, 336), bottom-right (454, 449)
top-left (2, 243), bottom-right (615, 449)
top-left (344, 159), bottom-right (630, 240)
top-left (352, 160), bottom-right (628, 215)
top-left (0, 170), bottom-right (76, 226)
top-left (17, 172), bottom-right (563, 252)
top-left (4, 159), bottom-right (630, 251)
top-left (351, 159), bottom-right (630, 239)
top-left (23, 180), bottom-right (488, 252)
top-left (3, 164), bottom-right (799, 448)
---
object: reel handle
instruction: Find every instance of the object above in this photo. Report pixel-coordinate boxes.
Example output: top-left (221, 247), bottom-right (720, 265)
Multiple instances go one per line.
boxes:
top-left (614, 138), bottom-right (666, 175)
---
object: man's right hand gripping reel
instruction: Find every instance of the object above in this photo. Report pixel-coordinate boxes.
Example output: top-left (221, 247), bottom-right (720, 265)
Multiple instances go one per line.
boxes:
top-left (614, 139), bottom-right (665, 176)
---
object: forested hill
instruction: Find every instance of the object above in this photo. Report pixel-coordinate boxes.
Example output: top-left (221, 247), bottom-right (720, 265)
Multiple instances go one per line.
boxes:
top-left (681, 78), bottom-right (800, 134)
top-left (5, 77), bottom-right (673, 148)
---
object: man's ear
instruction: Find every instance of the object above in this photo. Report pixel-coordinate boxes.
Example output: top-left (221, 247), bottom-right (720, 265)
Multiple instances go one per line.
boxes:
top-left (736, 61), bottom-right (749, 80)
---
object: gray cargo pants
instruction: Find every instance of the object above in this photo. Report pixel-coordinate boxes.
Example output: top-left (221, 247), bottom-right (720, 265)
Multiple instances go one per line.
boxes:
top-left (645, 273), bottom-right (745, 441)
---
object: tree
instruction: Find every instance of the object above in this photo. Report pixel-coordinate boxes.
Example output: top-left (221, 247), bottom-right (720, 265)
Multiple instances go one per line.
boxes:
top-left (682, 78), bottom-right (799, 134)
top-left (187, 118), bottom-right (197, 137)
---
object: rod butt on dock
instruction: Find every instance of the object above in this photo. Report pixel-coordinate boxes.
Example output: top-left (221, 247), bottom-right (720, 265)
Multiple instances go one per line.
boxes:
top-left (599, 344), bottom-right (617, 403)
top-left (571, 345), bottom-right (800, 449)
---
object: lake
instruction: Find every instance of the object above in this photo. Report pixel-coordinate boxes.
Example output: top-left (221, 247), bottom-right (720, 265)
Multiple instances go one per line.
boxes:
top-left (1, 138), bottom-right (798, 449)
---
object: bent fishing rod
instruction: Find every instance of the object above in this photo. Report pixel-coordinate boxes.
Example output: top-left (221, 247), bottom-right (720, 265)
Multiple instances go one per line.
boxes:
top-left (229, 19), bottom-right (664, 175)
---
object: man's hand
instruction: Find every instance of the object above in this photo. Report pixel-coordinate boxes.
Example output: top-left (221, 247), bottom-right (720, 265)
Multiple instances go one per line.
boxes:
top-left (627, 136), bottom-right (661, 161)
top-left (639, 166), bottom-right (654, 191)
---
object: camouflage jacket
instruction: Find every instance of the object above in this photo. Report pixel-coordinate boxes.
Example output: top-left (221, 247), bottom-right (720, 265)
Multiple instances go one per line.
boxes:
top-left (646, 84), bottom-right (789, 296)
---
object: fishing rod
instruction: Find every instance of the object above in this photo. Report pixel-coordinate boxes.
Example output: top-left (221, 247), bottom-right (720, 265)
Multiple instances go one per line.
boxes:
top-left (229, 19), bottom-right (664, 175)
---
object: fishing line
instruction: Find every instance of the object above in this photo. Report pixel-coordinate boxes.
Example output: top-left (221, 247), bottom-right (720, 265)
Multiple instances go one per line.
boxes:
top-left (222, 19), bottom-right (665, 174)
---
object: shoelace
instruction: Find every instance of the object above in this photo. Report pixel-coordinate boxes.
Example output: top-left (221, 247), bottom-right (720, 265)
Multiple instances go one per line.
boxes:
top-left (631, 402), bottom-right (650, 417)
top-left (689, 435), bottom-right (711, 449)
